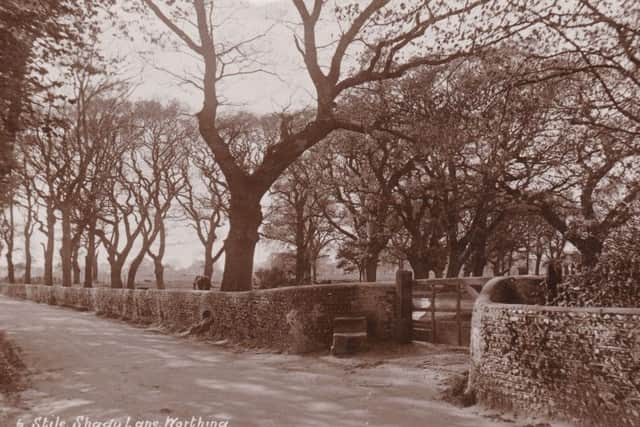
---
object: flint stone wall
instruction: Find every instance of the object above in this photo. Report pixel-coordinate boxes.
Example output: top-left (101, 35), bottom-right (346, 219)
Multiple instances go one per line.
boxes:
top-left (468, 276), bottom-right (640, 427)
top-left (0, 283), bottom-right (396, 353)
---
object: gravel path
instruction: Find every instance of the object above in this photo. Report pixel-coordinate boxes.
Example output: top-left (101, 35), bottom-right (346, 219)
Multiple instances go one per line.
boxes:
top-left (0, 295), bottom-right (527, 427)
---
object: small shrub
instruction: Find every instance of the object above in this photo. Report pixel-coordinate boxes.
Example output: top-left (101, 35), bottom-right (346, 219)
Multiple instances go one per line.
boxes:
top-left (254, 266), bottom-right (296, 289)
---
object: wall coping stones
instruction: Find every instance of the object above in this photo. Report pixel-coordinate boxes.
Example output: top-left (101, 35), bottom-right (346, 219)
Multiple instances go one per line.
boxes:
top-left (480, 302), bottom-right (640, 316)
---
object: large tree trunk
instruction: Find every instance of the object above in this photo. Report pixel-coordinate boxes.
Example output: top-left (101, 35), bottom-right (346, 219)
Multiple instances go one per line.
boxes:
top-left (445, 238), bottom-right (464, 278)
top-left (93, 253), bottom-right (98, 282)
top-left (468, 216), bottom-right (488, 277)
top-left (151, 223), bottom-right (167, 290)
top-left (571, 236), bottom-right (603, 269)
top-left (128, 221), bottom-right (161, 289)
top-left (507, 251), bottom-right (514, 273)
top-left (469, 249), bottom-right (487, 277)
top-left (491, 257), bottom-right (502, 276)
top-left (5, 251), bottom-right (14, 283)
top-left (23, 211), bottom-right (32, 284)
top-left (154, 260), bottom-right (165, 290)
top-left (126, 253), bottom-right (145, 289)
top-left (202, 232), bottom-right (224, 279)
top-left (293, 208), bottom-right (310, 285)
top-left (364, 256), bottom-right (378, 282)
top-left (446, 259), bottom-right (463, 278)
top-left (84, 254), bottom-right (93, 287)
top-left (467, 231), bottom-right (487, 276)
top-left (203, 235), bottom-right (215, 278)
top-left (295, 245), bottom-right (310, 285)
top-left (5, 199), bottom-right (14, 283)
top-left (24, 237), bottom-right (31, 284)
top-left (305, 257), bottom-right (312, 284)
top-left (43, 204), bottom-right (55, 286)
top-left (84, 222), bottom-right (96, 288)
top-left (312, 259), bottom-right (317, 284)
top-left (408, 255), bottom-right (430, 280)
top-left (72, 245), bottom-right (81, 284)
top-left (109, 257), bottom-right (124, 289)
top-left (534, 251), bottom-right (542, 275)
top-left (220, 192), bottom-right (262, 291)
top-left (60, 205), bottom-right (72, 287)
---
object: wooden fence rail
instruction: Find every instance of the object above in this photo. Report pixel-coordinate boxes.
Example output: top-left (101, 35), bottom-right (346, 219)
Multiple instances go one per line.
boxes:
top-left (396, 272), bottom-right (492, 346)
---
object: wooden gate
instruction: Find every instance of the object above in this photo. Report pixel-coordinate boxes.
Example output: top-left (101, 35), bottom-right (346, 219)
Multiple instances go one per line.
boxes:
top-left (410, 277), bottom-right (488, 346)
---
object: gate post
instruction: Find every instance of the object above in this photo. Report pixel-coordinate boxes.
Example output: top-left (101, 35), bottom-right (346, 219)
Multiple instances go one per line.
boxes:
top-left (394, 270), bottom-right (413, 343)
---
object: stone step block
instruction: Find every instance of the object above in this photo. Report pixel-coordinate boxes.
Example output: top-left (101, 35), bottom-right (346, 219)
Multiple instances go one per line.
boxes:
top-left (333, 316), bottom-right (367, 333)
top-left (331, 331), bottom-right (368, 356)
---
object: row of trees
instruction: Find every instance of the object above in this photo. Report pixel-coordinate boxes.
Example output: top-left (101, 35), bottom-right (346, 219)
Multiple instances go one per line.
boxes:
top-left (132, 0), bottom-right (639, 290)
top-left (262, 49), bottom-right (639, 283)
top-left (1, 51), bottom-right (581, 288)
top-left (2, 0), bottom-right (638, 291)
top-left (0, 55), bottom-right (228, 288)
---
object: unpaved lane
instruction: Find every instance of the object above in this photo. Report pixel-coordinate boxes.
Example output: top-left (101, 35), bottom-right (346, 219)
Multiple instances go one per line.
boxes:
top-left (1, 295), bottom-right (514, 427)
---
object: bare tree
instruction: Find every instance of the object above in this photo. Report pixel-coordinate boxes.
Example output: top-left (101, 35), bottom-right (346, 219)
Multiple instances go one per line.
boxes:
top-left (320, 130), bottom-right (417, 281)
top-left (95, 105), bottom-right (149, 289)
top-left (97, 167), bottom-right (149, 289)
top-left (125, 101), bottom-right (189, 289)
top-left (263, 153), bottom-right (333, 285)
top-left (76, 93), bottom-right (133, 288)
top-left (391, 169), bottom-right (448, 279)
top-left (64, 58), bottom-right (134, 286)
top-left (0, 192), bottom-right (16, 283)
top-left (136, 0), bottom-right (533, 290)
top-left (27, 105), bottom-right (64, 286)
top-left (500, 67), bottom-right (640, 267)
top-left (24, 56), bottom-right (129, 287)
top-left (505, 127), bottom-right (640, 267)
top-left (15, 151), bottom-right (37, 283)
top-left (525, 0), bottom-right (640, 134)
top-left (382, 51), bottom-right (567, 276)
top-left (178, 137), bottom-right (228, 280)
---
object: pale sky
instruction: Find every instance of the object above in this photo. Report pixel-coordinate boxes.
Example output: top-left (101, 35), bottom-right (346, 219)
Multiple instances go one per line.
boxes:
top-left (122, 0), bottom-right (317, 115)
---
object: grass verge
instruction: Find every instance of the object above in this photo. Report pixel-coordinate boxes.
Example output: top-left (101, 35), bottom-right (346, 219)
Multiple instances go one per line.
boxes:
top-left (0, 330), bottom-right (26, 395)
top-left (441, 370), bottom-right (476, 407)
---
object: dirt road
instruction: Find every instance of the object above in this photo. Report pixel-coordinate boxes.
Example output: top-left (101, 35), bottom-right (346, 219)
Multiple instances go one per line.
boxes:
top-left (0, 295), bottom-right (523, 427)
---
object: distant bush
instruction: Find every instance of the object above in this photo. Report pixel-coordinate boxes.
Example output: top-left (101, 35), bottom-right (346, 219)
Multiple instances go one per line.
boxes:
top-left (253, 266), bottom-right (296, 289)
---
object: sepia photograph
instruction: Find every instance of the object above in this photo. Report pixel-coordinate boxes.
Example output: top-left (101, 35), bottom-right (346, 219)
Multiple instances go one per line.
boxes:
top-left (0, 1), bottom-right (639, 426)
